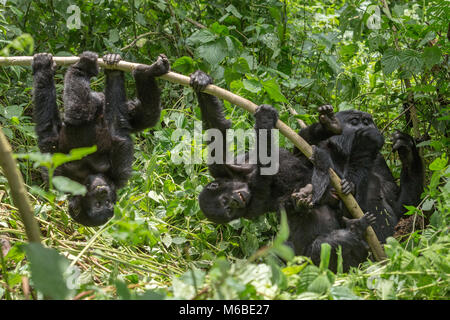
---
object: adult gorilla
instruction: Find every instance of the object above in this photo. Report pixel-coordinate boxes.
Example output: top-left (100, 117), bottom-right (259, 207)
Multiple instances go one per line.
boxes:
top-left (296, 109), bottom-right (424, 242)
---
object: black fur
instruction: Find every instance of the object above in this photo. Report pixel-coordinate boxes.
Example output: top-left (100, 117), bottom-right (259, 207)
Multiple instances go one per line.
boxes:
top-left (32, 52), bottom-right (170, 226)
top-left (191, 71), bottom-right (373, 272)
top-left (297, 109), bottom-right (425, 242)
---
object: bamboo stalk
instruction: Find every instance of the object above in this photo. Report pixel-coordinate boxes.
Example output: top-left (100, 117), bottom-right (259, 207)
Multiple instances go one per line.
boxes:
top-left (0, 56), bottom-right (386, 261)
top-left (0, 126), bottom-right (41, 243)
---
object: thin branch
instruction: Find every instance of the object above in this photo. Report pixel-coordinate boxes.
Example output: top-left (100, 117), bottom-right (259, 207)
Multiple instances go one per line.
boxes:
top-left (186, 17), bottom-right (206, 29)
top-left (121, 31), bottom-right (160, 51)
top-left (0, 55), bottom-right (386, 261)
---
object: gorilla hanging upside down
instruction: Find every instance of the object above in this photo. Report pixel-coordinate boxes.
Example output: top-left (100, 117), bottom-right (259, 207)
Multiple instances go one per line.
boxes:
top-left (190, 70), bottom-right (376, 271)
top-left (32, 52), bottom-right (170, 226)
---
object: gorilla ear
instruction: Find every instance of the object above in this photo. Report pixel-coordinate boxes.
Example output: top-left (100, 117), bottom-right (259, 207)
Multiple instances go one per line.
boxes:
top-left (68, 196), bottom-right (83, 219)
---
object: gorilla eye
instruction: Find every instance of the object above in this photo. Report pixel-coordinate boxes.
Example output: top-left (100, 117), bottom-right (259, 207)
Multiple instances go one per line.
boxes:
top-left (350, 118), bottom-right (359, 125)
top-left (208, 182), bottom-right (219, 190)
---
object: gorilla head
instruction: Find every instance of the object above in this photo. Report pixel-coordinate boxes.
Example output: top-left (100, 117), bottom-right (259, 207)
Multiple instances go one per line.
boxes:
top-left (198, 162), bottom-right (256, 224)
top-left (68, 174), bottom-right (116, 226)
top-left (328, 110), bottom-right (384, 157)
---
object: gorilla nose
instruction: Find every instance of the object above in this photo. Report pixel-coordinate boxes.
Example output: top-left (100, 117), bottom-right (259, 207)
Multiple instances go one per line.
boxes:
top-left (95, 186), bottom-right (108, 197)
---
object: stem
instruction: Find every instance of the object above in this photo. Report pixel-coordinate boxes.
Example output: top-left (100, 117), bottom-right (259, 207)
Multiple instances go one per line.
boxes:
top-left (0, 126), bottom-right (41, 243)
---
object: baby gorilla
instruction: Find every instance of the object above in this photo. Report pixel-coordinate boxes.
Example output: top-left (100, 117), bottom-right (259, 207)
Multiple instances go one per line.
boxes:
top-left (32, 52), bottom-right (170, 226)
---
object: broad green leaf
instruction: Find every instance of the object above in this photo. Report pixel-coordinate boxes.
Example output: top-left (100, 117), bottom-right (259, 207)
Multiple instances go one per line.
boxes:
top-left (262, 78), bottom-right (288, 103)
top-left (423, 46), bottom-right (442, 68)
top-left (172, 56), bottom-right (195, 74)
top-left (243, 79), bottom-right (262, 93)
top-left (429, 155), bottom-right (448, 171)
top-left (381, 49), bottom-right (401, 75)
top-left (1, 105), bottom-right (23, 119)
top-left (186, 29), bottom-right (216, 46)
top-left (307, 274), bottom-right (331, 294)
top-left (197, 39), bottom-right (228, 66)
top-left (24, 243), bottom-right (71, 300)
top-left (52, 176), bottom-right (87, 196)
top-left (400, 49), bottom-right (423, 74)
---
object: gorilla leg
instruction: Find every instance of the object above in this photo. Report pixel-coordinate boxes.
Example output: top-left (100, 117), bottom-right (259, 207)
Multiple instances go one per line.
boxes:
top-left (128, 54), bottom-right (170, 132)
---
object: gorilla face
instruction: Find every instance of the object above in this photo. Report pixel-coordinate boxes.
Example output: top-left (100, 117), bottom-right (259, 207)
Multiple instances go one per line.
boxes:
top-left (329, 110), bottom-right (383, 156)
top-left (69, 174), bottom-right (116, 226)
top-left (198, 179), bottom-right (251, 224)
top-left (336, 110), bottom-right (377, 132)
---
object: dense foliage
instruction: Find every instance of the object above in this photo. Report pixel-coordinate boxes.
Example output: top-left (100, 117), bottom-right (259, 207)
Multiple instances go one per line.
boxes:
top-left (0, 0), bottom-right (448, 300)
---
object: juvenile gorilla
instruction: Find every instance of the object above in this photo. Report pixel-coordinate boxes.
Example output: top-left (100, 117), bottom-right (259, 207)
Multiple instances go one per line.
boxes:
top-left (296, 109), bottom-right (424, 242)
top-left (190, 70), bottom-right (374, 271)
top-left (32, 52), bottom-right (170, 226)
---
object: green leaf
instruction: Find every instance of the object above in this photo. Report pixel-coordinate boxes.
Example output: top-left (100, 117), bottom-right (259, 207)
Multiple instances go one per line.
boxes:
top-left (210, 22), bottom-right (229, 36)
top-left (109, 29), bottom-right (119, 43)
top-left (0, 105), bottom-right (23, 119)
top-left (422, 199), bottom-right (434, 211)
top-left (52, 176), bottom-right (87, 196)
top-left (243, 79), bottom-right (262, 93)
top-left (186, 29), bottom-right (216, 46)
top-left (423, 46), bottom-right (442, 68)
top-left (339, 44), bottom-right (357, 60)
top-left (323, 55), bottom-right (342, 74)
top-left (197, 39), bottom-right (228, 66)
top-left (226, 4), bottom-right (242, 19)
top-left (52, 146), bottom-right (97, 168)
top-left (15, 152), bottom-right (53, 169)
top-left (319, 243), bottom-right (331, 271)
top-left (307, 274), bottom-right (331, 294)
top-left (172, 56), bottom-right (195, 74)
top-left (330, 286), bottom-right (362, 300)
top-left (24, 243), bottom-right (71, 300)
top-left (262, 78), bottom-right (288, 103)
top-left (400, 49), bottom-right (423, 74)
top-left (115, 280), bottom-right (131, 300)
top-left (429, 155), bottom-right (448, 171)
top-left (381, 49), bottom-right (401, 75)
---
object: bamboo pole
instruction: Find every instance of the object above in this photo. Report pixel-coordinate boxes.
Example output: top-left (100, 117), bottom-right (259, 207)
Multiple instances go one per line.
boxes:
top-left (0, 126), bottom-right (41, 243)
top-left (0, 55), bottom-right (386, 261)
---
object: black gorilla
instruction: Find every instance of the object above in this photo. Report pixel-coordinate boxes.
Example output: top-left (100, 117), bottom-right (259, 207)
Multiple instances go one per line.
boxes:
top-left (296, 109), bottom-right (424, 243)
top-left (190, 70), bottom-right (374, 271)
top-left (32, 52), bottom-right (170, 226)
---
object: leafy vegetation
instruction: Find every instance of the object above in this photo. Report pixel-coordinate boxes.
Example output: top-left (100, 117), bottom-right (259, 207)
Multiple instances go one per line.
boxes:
top-left (0, 0), bottom-right (448, 300)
